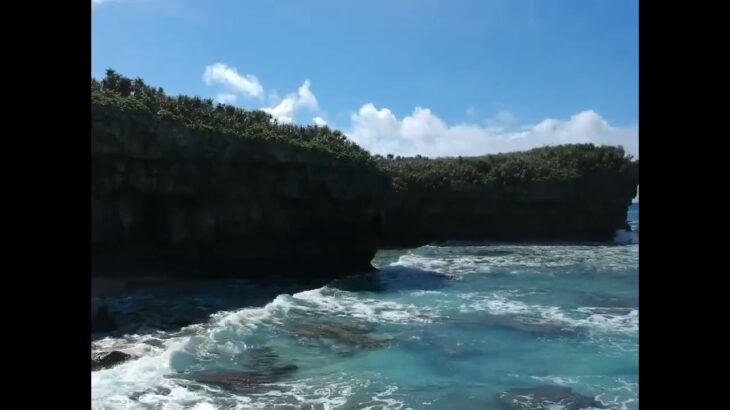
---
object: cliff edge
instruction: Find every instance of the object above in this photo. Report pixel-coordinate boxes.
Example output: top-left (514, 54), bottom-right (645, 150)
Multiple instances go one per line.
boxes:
top-left (91, 71), bottom-right (638, 280)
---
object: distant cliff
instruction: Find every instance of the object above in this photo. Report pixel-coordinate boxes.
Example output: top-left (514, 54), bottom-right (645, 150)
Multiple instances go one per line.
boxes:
top-left (377, 146), bottom-right (638, 248)
top-left (91, 104), bottom-right (390, 279)
top-left (91, 71), bottom-right (638, 279)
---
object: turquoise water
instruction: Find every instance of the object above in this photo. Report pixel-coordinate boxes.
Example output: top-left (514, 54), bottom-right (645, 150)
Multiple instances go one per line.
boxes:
top-left (92, 205), bottom-right (638, 409)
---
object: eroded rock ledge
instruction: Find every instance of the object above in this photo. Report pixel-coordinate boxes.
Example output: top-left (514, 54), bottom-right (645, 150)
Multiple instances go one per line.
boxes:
top-left (92, 81), bottom-right (637, 280)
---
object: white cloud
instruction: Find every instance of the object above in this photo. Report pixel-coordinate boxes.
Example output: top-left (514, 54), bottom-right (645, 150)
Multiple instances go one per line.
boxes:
top-left (215, 93), bottom-right (238, 105)
top-left (203, 63), bottom-right (263, 98)
top-left (496, 110), bottom-right (517, 124)
top-left (296, 80), bottom-right (318, 110)
top-left (347, 104), bottom-right (638, 158)
top-left (262, 80), bottom-right (319, 124)
top-left (264, 98), bottom-right (297, 124)
top-left (198, 65), bottom-right (637, 158)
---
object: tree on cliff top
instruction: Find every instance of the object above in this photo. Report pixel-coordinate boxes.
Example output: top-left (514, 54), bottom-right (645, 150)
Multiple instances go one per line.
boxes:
top-left (92, 70), bottom-right (373, 165)
top-left (377, 144), bottom-right (638, 191)
top-left (92, 70), bottom-right (637, 190)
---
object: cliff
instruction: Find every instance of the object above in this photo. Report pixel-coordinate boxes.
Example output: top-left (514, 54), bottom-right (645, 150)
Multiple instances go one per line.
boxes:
top-left (91, 104), bottom-right (390, 279)
top-left (91, 71), bottom-right (638, 280)
top-left (377, 146), bottom-right (638, 248)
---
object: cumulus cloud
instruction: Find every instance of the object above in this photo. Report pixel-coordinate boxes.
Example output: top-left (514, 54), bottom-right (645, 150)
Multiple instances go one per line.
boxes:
top-left (264, 98), bottom-right (296, 124)
top-left (196, 65), bottom-right (636, 158)
top-left (295, 80), bottom-right (318, 111)
top-left (496, 110), bottom-right (517, 124)
top-left (262, 80), bottom-right (319, 124)
top-left (203, 63), bottom-right (263, 98)
top-left (347, 104), bottom-right (638, 158)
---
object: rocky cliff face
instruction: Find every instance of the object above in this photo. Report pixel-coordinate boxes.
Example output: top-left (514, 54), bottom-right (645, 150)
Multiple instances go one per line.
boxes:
top-left (91, 104), bottom-right (390, 279)
top-left (379, 163), bottom-right (638, 248)
top-left (92, 104), bottom-right (638, 280)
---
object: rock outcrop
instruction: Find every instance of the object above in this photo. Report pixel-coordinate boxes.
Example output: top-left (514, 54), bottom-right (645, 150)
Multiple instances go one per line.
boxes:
top-left (91, 351), bottom-right (132, 371)
top-left (92, 104), bottom-right (390, 279)
top-left (377, 147), bottom-right (638, 248)
top-left (91, 73), bottom-right (638, 280)
top-left (496, 385), bottom-right (605, 409)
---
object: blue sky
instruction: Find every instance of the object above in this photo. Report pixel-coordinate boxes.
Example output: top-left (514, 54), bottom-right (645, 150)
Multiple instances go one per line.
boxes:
top-left (92, 0), bottom-right (638, 158)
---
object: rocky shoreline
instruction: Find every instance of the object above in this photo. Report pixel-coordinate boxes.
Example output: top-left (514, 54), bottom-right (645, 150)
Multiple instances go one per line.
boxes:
top-left (91, 75), bottom-right (638, 352)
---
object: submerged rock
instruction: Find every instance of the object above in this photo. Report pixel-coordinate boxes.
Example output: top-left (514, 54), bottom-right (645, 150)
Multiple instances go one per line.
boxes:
top-left (281, 320), bottom-right (386, 349)
top-left (91, 350), bottom-right (132, 371)
top-left (143, 337), bottom-right (166, 348)
top-left (167, 343), bottom-right (298, 394)
top-left (586, 307), bottom-right (635, 316)
top-left (170, 365), bottom-right (298, 393)
top-left (178, 372), bottom-right (268, 392)
top-left (240, 345), bottom-right (286, 373)
top-left (129, 386), bottom-right (171, 401)
top-left (581, 294), bottom-right (637, 308)
top-left (496, 385), bottom-right (605, 410)
top-left (477, 314), bottom-right (583, 337)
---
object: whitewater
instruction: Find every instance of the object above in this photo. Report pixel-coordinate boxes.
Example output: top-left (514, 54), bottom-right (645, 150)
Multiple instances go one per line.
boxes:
top-left (92, 204), bottom-right (638, 409)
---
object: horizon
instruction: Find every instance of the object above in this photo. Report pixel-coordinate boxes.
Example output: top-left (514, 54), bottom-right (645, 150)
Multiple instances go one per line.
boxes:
top-left (92, 0), bottom-right (638, 158)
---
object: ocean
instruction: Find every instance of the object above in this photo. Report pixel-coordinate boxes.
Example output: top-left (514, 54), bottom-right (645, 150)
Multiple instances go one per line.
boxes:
top-left (92, 204), bottom-right (638, 409)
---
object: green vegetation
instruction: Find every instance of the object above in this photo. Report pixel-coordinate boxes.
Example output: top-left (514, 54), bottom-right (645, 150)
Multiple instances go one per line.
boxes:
top-left (92, 69), bottom-right (373, 164)
top-left (375, 145), bottom-right (637, 191)
top-left (92, 70), bottom-right (637, 192)
top-left (375, 145), bottom-right (638, 246)
top-left (92, 70), bottom-right (639, 262)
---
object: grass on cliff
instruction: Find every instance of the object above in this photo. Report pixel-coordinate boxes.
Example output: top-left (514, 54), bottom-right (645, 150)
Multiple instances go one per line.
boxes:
top-left (92, 70), bottom-right (374, 164)
top-left (375, 145), bottom-right (638, 191)
top-left (92, 70), bottom-right (637, 189)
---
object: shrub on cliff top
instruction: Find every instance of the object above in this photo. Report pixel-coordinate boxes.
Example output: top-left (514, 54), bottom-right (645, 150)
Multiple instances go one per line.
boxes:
top-left (92, 70), bottom-right (637, 189)
top-left (377, 144), bottom-right (637, 191)
top-left (92, 70), bottom-right (373, 164)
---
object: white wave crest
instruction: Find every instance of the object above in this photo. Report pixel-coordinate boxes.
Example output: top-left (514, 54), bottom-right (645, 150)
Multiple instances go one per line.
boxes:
top-left (291, 287), bottom-right (437, 324)
top-left (457, 291), bottom-right (638, 334)
top-left (390, 245), bottom-right (638, 276)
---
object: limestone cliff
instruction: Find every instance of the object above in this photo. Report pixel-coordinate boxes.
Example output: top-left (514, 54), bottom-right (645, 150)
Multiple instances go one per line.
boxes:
top-left (377, 147), bottom-right (638, 248)
top-left (91, 72), bottom-right (639, 279)
top-left (91, 104), bottom-right (390, 279)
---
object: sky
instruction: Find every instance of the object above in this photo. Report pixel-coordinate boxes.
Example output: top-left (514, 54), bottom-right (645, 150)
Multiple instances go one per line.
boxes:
top-left (92, 0), bottom-right (638, 158)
